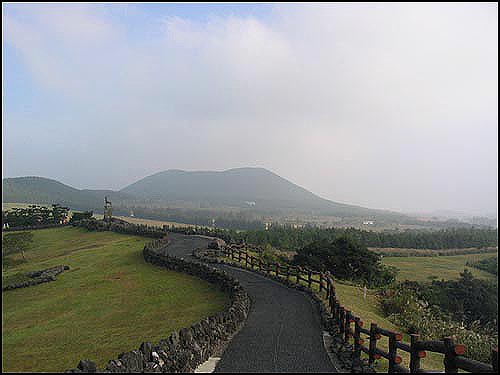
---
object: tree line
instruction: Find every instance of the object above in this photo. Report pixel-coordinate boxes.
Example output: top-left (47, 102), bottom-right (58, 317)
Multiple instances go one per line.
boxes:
top-left (227, 226), bottom-right (498, 250)
top-left (466, 256), bottom-right (498, 276)
top-left (2, 204), bottom-right (70, 228)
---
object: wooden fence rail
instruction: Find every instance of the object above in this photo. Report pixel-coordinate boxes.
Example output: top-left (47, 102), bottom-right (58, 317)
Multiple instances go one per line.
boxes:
top-left (222, 245), bottom-right (498, 373)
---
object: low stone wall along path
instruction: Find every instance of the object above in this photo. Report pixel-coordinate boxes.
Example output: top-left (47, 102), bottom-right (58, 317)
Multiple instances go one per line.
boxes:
top-left (163, 232), bottom-right (336, 373)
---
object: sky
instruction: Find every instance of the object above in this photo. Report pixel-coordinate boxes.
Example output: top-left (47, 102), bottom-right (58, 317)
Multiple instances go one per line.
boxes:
top-left (2, 3), bottom-right (498, 215)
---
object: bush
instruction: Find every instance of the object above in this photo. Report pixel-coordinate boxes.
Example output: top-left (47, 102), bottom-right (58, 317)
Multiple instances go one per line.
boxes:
top-left (293, 236), bottom-right (396, 287)
top-left (379, 280), bottom-right (498, 363)
top-left (69, 211), bottom-right (93, 223)
top-left (466, 256), bottom-right (498, 276)
top-left (426, 270), bottom-right (498, 328)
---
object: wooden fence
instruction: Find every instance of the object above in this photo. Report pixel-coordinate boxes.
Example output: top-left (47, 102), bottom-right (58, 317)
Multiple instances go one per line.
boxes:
top-left (222, 245), bottom-right (498, 373)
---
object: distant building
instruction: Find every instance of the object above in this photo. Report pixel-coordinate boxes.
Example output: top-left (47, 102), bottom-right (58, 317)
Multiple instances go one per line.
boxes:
top-left (363, 221), bottom-right (375, 225)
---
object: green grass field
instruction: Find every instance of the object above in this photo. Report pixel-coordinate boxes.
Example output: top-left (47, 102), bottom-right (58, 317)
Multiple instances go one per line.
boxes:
top-left (2, 227), bottom-right (229, 372)
top-left (382, 252), bottom-right (498, 282)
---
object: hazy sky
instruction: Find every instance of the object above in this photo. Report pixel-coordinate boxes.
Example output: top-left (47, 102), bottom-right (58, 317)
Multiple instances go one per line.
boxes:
top-left (3, 3), bottom-right (498, 214)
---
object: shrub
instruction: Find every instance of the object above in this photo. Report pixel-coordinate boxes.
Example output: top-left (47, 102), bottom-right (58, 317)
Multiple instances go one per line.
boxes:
top-left (293, 236), bottom-right (396, 287)
top-left (379, 280), bottom-right (498, 363)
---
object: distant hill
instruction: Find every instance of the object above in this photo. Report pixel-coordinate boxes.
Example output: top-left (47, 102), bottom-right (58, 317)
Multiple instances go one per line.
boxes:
top-left (3, 168), bottom-right (405, 220)
top-left (2, 176), bottom-right (131, 212)
top-left (120, 168), bottom-right (399, 218)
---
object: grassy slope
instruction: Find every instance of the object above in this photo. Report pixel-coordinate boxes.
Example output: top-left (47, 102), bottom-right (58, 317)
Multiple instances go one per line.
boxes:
top-left (327, 253), bottom-right (497, 370)
top-left (382, 252), bottom-right (498, 282)
top-left (2, 227), bottom-right (228, 372)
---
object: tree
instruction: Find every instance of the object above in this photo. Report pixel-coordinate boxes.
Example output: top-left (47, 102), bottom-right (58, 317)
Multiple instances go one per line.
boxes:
top-left (2, 231), bottom-right (34, 263)
top-left (426, 269), bottom-right (498, 327)
top-left (293, 236), bottom-right (396, 287)
top-left (70, 211), bottom-right (93, 223)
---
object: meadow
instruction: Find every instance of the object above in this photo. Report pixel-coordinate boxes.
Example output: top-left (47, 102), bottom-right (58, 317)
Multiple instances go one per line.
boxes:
top-left (382, 252), bottom-right (498, 282)
top-left (2, 227), bottom-right (228, 372)
top-left (93, 213), bottom-right (197, 229)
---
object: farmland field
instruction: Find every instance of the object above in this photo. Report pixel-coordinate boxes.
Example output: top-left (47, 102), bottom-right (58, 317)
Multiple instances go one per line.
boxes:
top-left (382, 252), bottom-right (498, 282)
top-left (2, 227), bottom-right (228, 372)
top-left (93, 213), bottom-right (198, 228)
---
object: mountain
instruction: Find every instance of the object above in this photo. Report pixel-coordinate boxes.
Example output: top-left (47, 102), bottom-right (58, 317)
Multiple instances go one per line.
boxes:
top-left (3, 168), bottom-right (405, 220)
top-left (2, 176), bottom-right (131, 212)
top-left (120, 167), bottom-right (398, 218)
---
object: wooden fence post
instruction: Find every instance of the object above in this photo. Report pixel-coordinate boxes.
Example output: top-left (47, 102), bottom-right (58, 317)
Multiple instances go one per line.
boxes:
top-left (296, 267), bottom-right (301, 284)
top-left (492, 348), bottom-right (498, 372)
top-left (353, 317), bottom-right (362, 370)
top-left (276, 263), bottom-right (280, 277)
top-left (368, 323), bottom-right (378, 365)
top-left (344, 310), bottom-right (352, 343)
top-left (339, 307), bottom-right (345, 336)
top-left (409, 334), bottom-right (422, 373)
top-left (443, 337), bottom-right (458, 373)
top-left (286, 265), bottom-right (290, 281)
top-left (245, 252), bottom-right (249, 268)
top-left (319, 273), bottom-right (324, 294)
top-left (326, 277), bottom-right (331, 300)
top-left (328, 287), bottom-right (333, 309)
top-left (308, 269), bottom-right (313, 289)
top-left (388, 333), bottom-right (397, 373)
top-left (329, 298), bottom-right (335, 318)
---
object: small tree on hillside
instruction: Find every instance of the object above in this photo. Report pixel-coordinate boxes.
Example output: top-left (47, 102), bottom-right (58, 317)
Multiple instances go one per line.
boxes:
top-left (2, 231), bottom-right (34, 263)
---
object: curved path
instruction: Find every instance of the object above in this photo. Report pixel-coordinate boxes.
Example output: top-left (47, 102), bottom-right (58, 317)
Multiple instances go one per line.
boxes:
top-left (163, 233), bottom-right (336, 373)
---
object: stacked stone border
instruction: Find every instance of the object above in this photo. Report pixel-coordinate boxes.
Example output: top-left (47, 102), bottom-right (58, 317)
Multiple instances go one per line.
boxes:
top-left (3, 265), bottom-right (70, 291)
top-left (67, 219), bottom-right (250, 373)
top-left (2, 223), bottom-right (69, 232)
top-left (194, 245), bottom-right (499, 373)
top-left (193, 247), bottom-right (356, 372)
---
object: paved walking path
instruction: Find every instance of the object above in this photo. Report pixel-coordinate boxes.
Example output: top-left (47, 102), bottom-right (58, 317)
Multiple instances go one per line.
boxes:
top-left (163, 233), bottom-right (337, 373)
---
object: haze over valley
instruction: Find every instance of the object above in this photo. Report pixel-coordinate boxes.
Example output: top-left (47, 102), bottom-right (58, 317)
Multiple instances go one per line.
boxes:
top-left (2, 3), bottom-right (498, 374)
top-left (3, 167), bottom-right (495, 229)
top-left (3, 3), bottom-right (498, 219)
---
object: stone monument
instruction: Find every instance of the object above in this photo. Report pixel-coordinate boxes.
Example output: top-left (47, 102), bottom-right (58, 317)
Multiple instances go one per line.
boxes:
top-left (103, 196), bottom-right (113, 222)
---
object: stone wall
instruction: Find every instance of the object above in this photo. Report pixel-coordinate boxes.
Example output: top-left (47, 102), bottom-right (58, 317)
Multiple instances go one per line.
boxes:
top-left (3, 265), bottom-right (70, 291)
top-left (72, 218), bottom-right (165, 238)
top-left (67, 222), bottom-right (250, 373)
top-left (2, 223), bottom-right (68, 232)
top-left (192, 247), bottom-right (358, 372)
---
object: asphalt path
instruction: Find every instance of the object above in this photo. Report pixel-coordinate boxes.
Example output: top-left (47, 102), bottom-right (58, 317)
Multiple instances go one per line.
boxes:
top-left (163, 233), bottom-right (336, 373)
